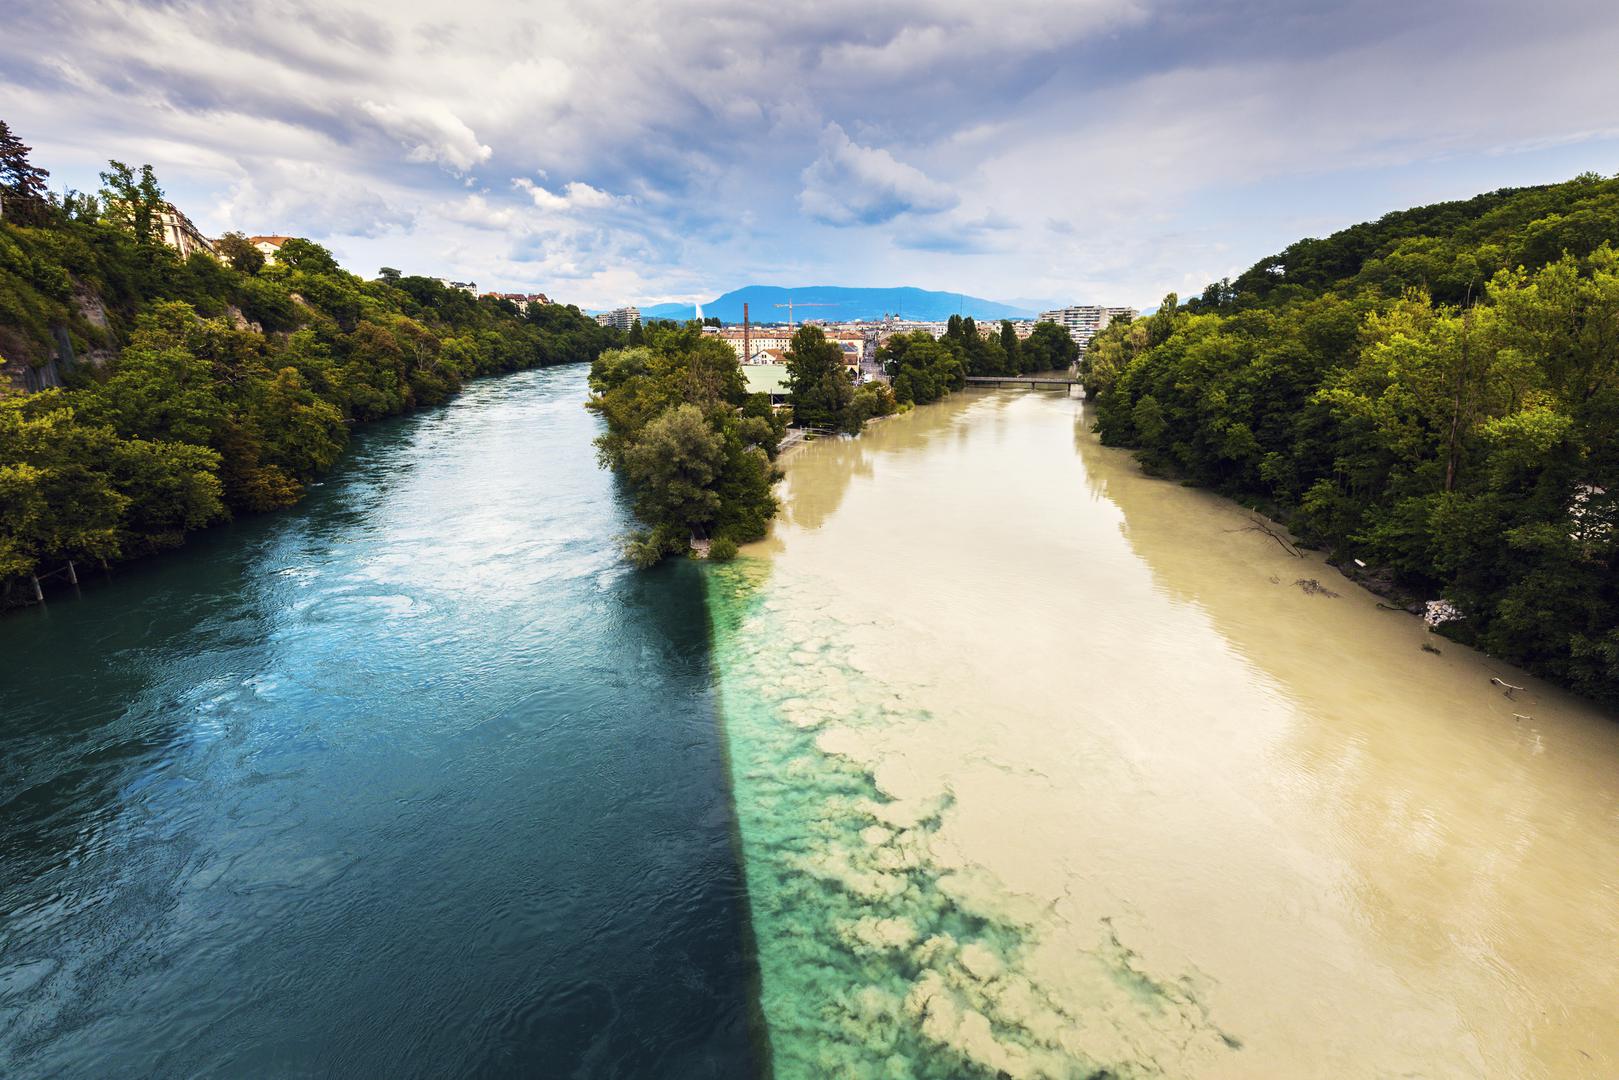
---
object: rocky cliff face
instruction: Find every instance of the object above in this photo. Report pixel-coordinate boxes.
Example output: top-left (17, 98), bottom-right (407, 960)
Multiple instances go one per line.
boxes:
top-left (2, 279), bottom-right (117, 392)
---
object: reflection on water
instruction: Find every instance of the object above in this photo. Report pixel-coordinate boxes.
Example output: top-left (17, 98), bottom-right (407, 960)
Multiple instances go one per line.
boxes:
top-left (711, 389), bottom-right (1619, 1079)
top-left (0, 367), bottom-right (759, 1078)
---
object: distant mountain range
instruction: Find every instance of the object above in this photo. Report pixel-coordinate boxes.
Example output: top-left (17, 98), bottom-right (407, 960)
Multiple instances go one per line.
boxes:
top-left (638, 285), bottom-right (1039, 324)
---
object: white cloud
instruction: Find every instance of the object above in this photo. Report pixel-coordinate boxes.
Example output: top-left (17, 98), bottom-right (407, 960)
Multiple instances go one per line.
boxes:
top-left (512, 177), bottom-right (628, 211)
top-left (799, 123), bottom-right (957, 226)
top-left (440, 193), bottom-right (518, 230)
top-left (216, 159), bottom-right (413, 238)
top-left (358, 99), bottom-right (491, 174)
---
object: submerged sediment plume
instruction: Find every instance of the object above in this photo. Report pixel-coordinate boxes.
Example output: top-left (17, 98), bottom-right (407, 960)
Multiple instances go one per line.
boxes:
top-left (708, 391), bottom-right (1619, 1080)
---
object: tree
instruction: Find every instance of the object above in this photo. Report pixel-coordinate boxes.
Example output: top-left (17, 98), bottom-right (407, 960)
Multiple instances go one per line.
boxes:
top-left (269, 237), bottom-right (339, 275)
top-left (784, 325), bottom-right (853, 429)
top-left (378, 267), bottom-right (402, 284)
top-left (98, 160), bottom-right (167, 249)
top-left (82, 304), bottom-right (229, 446)
top-left (1146, 293), bottom-right (1180, 346)
top-left (1000, 320), bottom-right (1022, 373)
top-left (1023, 322), bottom-right (1078, 373)
top-left (214, 232), bottom-right (265, 274)
top-left (623, 403), bottom-right (724, 543)
top-left (881, 332), bottom-right (964, 405)
top-left (0, 120), bottom-right (51, 226)
top-left (846, 381), bottom-right (897, 431)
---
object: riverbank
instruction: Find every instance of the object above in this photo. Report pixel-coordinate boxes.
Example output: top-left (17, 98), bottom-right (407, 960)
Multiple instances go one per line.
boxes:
top-left (709, 389), bottom-right (1619, 1079)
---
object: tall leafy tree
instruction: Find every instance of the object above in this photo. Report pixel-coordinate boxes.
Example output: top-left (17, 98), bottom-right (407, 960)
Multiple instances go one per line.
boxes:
top-left (881, 333), bottom-right (964, 405)
top-left (214, 231), bottom-right (265, 274)
top-left (1000, 320), bottom-right (1022, 373)
top-left (98, 160), bottom-right (167, 249)
top-left (784, 325), bottom-right (853, 429)
top-left (1024, 322), bottom-right (1078, 373)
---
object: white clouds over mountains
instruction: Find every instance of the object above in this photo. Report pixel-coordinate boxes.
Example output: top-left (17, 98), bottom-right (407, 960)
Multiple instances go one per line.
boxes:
top-left (2, 0), bottom-right (1618, 308)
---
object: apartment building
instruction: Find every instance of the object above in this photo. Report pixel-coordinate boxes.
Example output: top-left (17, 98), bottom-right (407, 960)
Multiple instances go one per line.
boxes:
top-left (594, 306), bottom-right (640, 331)
top-left (1037, 305), bottom-right (1138, 350)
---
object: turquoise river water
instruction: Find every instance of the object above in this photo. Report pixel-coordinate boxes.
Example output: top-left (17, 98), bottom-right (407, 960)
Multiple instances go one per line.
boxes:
top-left (0, 366), bottom-right (759, 1077)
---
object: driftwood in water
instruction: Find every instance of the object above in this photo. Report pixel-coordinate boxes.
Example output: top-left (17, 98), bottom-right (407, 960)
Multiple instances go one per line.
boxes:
top-left (1229, 517), bottom-right (1304, 558)
top-left (1490, 676), bottom-right (1526, 699)
top-left (1421, 642), bottom-right (1442, 654)
top-left (1294, 578), bottom-right (1340, 598)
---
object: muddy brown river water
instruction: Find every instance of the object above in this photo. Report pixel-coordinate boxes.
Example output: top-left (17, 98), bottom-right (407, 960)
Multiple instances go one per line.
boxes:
top-left (707, 388), bottom-right (1619, 1079)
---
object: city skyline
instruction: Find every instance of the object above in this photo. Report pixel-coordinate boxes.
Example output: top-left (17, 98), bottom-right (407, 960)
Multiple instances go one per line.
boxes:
top-left (4, 0), bottom-right (1619, 309)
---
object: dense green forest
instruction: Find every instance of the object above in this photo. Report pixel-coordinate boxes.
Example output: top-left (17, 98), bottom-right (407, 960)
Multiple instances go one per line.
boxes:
top-left (0, 122), bottom-right (616, 602)
top-left (1083, 172), bottom-right (1619, 705)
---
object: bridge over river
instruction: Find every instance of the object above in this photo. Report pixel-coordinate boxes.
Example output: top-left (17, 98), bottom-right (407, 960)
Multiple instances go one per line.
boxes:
top-left (963, 374), bottom-right (1082, 392)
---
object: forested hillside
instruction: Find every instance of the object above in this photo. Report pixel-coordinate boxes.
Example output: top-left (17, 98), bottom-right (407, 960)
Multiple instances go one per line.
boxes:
top-left (0, 122), bottom-right (616, 602)
top-left (1084, 172), bottom-right (1619, 705)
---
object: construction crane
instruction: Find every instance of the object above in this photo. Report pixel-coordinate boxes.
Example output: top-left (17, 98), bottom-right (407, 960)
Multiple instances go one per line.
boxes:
top-left (773, 299), bottom-right (838, 330)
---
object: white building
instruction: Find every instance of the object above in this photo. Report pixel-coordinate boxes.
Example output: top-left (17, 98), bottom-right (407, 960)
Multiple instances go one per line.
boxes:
top-left (248, 235), bottom-right (292, 264)
top-left (595, 306), bottom-right (640, 331)
top-left (1037, 305), bottom-right (1138, 351)
top-left (435, 278), bottom-right (478, 295)
top-left (148, 203), bottom-right (213, 259)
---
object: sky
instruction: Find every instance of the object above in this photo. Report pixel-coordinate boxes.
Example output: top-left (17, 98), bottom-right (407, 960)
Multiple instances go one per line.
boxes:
top-left (3, 0), bottom-right (1619, 312)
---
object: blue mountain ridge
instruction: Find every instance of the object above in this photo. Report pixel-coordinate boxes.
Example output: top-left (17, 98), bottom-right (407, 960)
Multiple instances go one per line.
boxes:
top-left (638, 285), bottom-right (1038, 324)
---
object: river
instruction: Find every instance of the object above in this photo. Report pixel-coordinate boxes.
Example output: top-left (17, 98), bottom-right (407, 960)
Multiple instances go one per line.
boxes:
top-left (0, 366), bottom-right (759, 1077)
top-left (708, 388), bottom-right (1619, 1079)
top-left (3, 374), bottom-right (1616, 1079)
